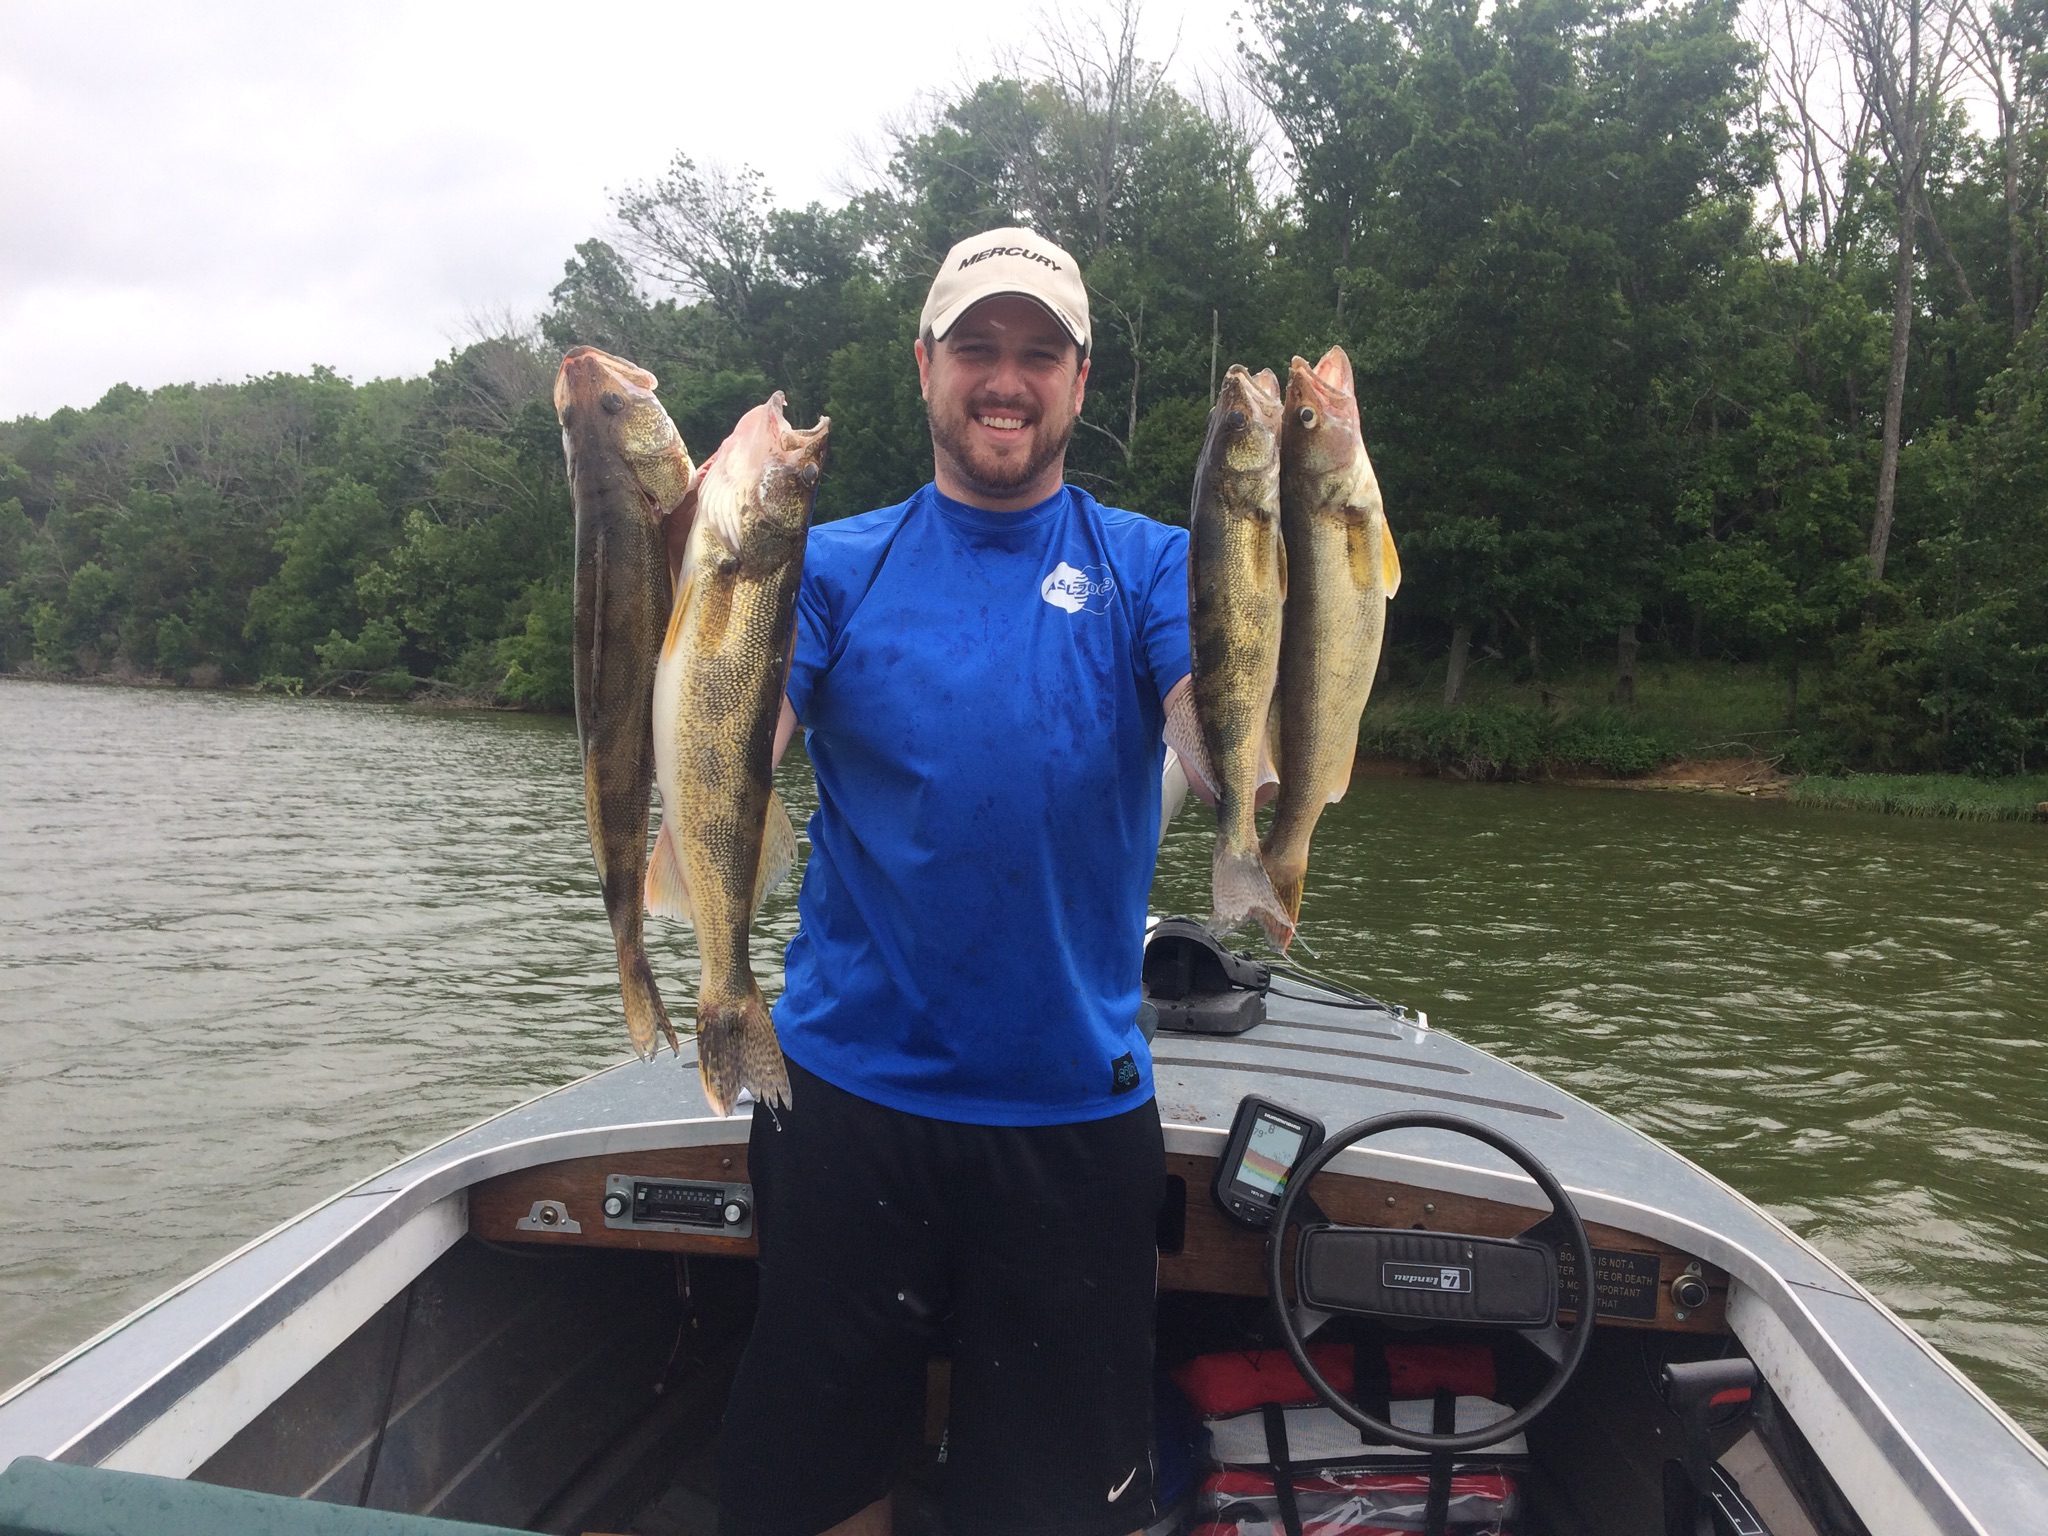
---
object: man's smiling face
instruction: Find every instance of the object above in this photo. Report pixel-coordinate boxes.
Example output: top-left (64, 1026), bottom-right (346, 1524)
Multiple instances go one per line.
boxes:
top-left (917, 295), bottom-right (1089, 512)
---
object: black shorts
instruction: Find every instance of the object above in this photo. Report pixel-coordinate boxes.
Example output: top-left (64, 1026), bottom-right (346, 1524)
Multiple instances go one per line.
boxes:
top-left (717, 1058), bottom-right (1165, 1536)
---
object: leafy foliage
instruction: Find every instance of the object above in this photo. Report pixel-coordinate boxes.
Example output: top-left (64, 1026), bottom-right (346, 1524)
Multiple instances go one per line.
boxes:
top-left (0, 0), bottom-right (2040, 772)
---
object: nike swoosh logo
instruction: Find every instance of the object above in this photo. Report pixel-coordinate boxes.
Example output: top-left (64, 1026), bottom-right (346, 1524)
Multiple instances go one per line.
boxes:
top-left (1106, 1466), bottom-right (1137, 1502)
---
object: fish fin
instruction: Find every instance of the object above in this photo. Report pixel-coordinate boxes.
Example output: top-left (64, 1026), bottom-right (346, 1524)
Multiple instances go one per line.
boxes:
top-left (659, 526), bottom-right (701, 665)
top-left (1162, 685), bottom-right (1219, 801)
top-left (666, 464), bottom-right (704, 591)
top-left (1260, 867), bottom-right (1306, 955)
top-left (588, 528), bottom-right (606, 702)
top-left (1213, 841), bottom-right (1294, 946)
top-left (1380, 514), bottom-right (1401, 598)
top-left (1255, 843), bottom-right (1308, 953)
top-left (618, 946), bottom-right (678, 1060)
top-left (582, 748), bottom-right (607, 885)
top-left (1320, 752), bottom-right (1353, 806)
top-left (1258, 910), bottom-right (1295, 955)
top-left (750, 791), bottom-right (797, 913)
top-left (644, 817), bottom-right (696, 924)
top-left (1277, 533), bottom-right (1288, 603)
top-left (1264, 696), bottom-right (1285, 790)
top-left (694, 455), bottom-right (747, 556)
top-left (696, 982), bottom-right (790, 1115)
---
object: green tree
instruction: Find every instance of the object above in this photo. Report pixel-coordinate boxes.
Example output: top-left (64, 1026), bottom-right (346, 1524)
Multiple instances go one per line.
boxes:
top-left (245, 477), bottom-right (399, 676)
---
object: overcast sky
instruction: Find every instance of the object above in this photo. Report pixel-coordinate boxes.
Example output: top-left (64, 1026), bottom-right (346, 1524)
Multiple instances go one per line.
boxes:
top-left (0, 0), bottom-right (1249, 421)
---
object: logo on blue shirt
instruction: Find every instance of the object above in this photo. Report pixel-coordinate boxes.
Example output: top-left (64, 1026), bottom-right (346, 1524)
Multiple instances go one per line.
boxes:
top-left (1040, 560), bottom-right (1117, 614)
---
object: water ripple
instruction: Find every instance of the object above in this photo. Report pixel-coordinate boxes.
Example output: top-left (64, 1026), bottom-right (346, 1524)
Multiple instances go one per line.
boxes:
top-left (4, 682), bottom-right (2045, 1438)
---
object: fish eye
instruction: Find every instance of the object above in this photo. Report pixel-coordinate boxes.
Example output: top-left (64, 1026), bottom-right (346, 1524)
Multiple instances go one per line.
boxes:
top-left (1297, 406), bottom-right (1318, 429)
top-left (600, 391), bottom-right (626, 415)
top-left (800, 463), bottom-right (820, 487)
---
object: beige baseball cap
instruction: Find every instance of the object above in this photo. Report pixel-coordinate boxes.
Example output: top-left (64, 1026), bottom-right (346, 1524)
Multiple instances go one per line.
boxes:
top-left (920, 227), bottom-right (1091, 354)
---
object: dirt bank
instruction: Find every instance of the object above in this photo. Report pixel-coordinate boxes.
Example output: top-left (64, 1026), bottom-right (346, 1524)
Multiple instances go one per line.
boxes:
top-left (1590, 756), bottom-right (1793, 797)
top-left (1355, 751), bottom-right (1793, 797)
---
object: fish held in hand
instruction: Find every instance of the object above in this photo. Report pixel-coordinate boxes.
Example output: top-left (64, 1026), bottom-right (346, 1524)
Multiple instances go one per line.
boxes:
top-left (557, 346), bottom-right (695, 1060)
top-left (1262, 346), bottom-right (1400, 950)
top-left (1181, 364), bottom-right (1293, 942)
top-left (647, 392), bottom-right (828, 1114)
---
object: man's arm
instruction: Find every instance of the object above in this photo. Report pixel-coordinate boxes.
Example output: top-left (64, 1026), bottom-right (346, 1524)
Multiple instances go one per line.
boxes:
top-left (772, 695), bottom-right (799, 769)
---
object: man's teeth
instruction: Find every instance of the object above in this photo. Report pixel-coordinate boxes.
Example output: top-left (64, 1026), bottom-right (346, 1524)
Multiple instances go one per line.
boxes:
top-left (978, 415), bottom-right (1026, 430)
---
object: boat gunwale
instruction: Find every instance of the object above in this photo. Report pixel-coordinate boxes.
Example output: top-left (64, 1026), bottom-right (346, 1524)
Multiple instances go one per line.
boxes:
top-left (3, 1022), bottom-right (2044, 1535)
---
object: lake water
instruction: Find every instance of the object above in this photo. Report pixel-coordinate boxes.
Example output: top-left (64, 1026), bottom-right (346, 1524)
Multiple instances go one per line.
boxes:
top-left (2, 679), bottom-right (2044, 1436)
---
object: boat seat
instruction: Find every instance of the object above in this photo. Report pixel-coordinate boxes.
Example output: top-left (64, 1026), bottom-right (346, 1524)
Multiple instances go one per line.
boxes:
top-left (0, 1457), bottom-right (531, 1536)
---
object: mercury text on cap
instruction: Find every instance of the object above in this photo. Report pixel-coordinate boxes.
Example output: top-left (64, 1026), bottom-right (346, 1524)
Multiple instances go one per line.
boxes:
top-left (959, 246), bottom-right (1062, 271)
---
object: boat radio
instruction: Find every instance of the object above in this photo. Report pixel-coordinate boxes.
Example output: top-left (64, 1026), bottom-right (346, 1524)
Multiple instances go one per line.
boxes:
top-left (602, 1174), bottom-right (753, 1239)
top-left (1213, 1095), bottom-right (1325, 1229)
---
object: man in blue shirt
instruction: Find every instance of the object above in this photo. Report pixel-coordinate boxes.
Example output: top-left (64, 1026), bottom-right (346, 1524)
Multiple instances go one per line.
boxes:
top-left (717, 229), bottom-right (1193, 1536)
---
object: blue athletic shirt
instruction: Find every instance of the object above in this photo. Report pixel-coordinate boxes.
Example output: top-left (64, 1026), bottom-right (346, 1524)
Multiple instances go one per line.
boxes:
top-left (775, 482), bottom-right (1192, 1126)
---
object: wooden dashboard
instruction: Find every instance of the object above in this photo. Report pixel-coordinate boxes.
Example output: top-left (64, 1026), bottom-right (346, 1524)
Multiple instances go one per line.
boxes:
top-left (470, 1146), bottom-right (1728, 1333)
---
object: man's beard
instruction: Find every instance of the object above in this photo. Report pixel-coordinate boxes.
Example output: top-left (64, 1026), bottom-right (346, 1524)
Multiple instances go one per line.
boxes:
top-left (927, 398), bottom-right (1075, 502)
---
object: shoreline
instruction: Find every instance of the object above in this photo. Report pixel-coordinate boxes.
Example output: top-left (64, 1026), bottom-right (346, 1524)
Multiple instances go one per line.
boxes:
top-left (1358, 749), bottom-right (2048, 822)
top-left (9, 673), bottom-right (2042, 821)
top-left (0, 667), bottom-right (520, 714)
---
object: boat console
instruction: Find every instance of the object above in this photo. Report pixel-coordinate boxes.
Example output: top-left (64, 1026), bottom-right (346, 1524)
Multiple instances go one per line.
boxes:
top-left (469, 1115), bottom-right (1731, 1341)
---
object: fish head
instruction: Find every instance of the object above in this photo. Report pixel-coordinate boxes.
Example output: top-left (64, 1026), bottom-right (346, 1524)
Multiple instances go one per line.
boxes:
top-left (761, 400), bottom-right (831, 548)
top-left (1283, 346), bottom-right (1364, 482)
top-left (554, 346), bottom-right (659, 429)
top-left (555, 347), bottom-right (686, 489)
top-left (1208, 363), bottom-right (1285, 482)
top-left (695, 393), bottom-right (831, 560)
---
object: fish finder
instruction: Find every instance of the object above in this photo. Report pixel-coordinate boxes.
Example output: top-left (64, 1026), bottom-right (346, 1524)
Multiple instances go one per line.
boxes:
top-left (1213, 1095), bottom-right (1325, 1229)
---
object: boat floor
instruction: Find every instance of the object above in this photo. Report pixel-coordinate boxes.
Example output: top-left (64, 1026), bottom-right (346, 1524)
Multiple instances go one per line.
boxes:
top-left (496, 1274), bottom-right (1729, 1536)
top-left (624, 1445), bottom-right (949, 1536)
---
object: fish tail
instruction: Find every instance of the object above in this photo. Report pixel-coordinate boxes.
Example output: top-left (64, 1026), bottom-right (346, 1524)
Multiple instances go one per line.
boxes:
top-left (696, 982), bottom-right (791, 1116)
top-left (1264, 873), bottom-right (1305, 953)
top-left (618, 945), bottom-right (679, 1060)
top-left (1255, 848), bottom-right (1307, 954)
top-left (1213, 838), bottom-right (1294, 947)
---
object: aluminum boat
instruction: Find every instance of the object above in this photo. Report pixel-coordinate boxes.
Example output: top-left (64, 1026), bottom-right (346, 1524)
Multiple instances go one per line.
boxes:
top-left (2, 947), bottom-right (2042, 1536)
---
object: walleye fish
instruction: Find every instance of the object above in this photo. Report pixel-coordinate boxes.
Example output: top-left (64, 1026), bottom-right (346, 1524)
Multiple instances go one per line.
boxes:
top-left (1262, 346), bottom-right (1400, 949)
top-left (556, 346), bottom-right (693, 1060)
top-left (1181, 364), bottom-right (1293, 940)
top-left (646, 392), bottom-right (828, 1114)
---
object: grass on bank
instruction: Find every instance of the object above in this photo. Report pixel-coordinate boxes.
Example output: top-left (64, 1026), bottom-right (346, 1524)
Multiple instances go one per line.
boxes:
top-left (1360, 660), bottom-right (2047, 821)
top-left (1785, 773), bottom-right (2048, 820)
top-left (1360, 660), bottom-right (1792, 779)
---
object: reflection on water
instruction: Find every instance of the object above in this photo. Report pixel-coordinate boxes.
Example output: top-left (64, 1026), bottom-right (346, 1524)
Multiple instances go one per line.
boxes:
top-left (2, 680), bottom-right (2044, 1435)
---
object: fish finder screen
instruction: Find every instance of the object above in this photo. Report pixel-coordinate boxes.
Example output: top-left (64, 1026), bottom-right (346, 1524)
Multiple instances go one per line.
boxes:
top-left (1237, 1113), bottom-right (1307, 1198)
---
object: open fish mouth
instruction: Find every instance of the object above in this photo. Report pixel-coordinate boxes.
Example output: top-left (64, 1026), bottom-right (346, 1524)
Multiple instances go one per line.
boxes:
top-left (780, 413), bottom-right (830, 457)
top-left (1286, 350), bottom-right (1361, 432)
top-left (1220, 363), bottom-right (1283, 414)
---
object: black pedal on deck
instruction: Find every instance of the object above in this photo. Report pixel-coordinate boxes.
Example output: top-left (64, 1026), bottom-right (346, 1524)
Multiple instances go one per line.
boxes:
top-left (1659, 1358), bottom-right (1769, 1536)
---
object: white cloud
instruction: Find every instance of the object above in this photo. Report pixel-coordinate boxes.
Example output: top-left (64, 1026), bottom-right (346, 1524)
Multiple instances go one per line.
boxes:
top-left (1, 0), bottom-right (1250, 420)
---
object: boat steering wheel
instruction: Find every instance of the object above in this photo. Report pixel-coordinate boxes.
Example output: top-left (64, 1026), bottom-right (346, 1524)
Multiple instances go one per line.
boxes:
top-left (1265, 1111), bottom-right (1596, 1453)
